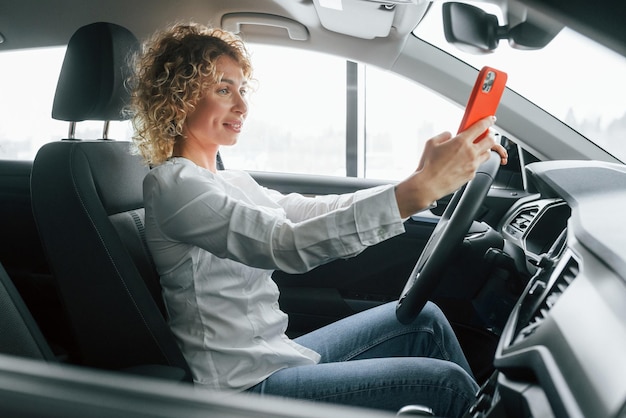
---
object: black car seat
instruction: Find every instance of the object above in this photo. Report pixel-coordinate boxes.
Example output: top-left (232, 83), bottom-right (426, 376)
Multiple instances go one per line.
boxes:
top-left (0, 261), bottom-right (56, 361)
top-left (30, 22), bottom-right (191, 381)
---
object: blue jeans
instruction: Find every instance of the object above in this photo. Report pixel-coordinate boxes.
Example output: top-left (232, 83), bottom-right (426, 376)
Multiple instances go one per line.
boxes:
top-left (247, 301), bottom-right (478, 417)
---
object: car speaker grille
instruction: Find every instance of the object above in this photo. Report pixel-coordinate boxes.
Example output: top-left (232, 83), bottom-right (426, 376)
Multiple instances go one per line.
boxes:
top-left (514, 256), bottom-right (579, 343)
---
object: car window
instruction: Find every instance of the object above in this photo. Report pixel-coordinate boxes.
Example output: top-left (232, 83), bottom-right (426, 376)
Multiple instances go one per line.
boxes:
top-left (363, 65), bottom-right (462, 180)
top-left (0, 46), bottom-right (132, 159)
top-left (414, 3), bottom-right (626, 163)
top-left (221, 44), bottom-right (347, 176)
top-left (0, 47), bottom-right (65, 159)
top-left (1, 44), bottom-right (463, 181)
top-left (227, 44), bottom-right (463, 180)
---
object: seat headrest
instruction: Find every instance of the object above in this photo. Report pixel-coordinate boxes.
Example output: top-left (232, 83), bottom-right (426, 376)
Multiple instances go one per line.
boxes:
top-left (52, 22), bottom-right (139, 122)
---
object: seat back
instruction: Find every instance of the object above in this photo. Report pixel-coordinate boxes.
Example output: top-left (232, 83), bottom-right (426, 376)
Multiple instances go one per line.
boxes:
top-left (30, 22), bottom-right (191, 380)
top-left (0, 261), bottom-right (55, 361)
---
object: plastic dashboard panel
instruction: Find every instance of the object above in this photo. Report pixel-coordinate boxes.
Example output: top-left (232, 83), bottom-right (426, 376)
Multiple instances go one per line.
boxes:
top-left (474, 160), bottom-right (626, 418)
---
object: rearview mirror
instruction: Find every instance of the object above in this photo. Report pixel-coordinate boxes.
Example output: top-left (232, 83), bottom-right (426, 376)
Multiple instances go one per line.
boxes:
top-left (442, 2), bottom-right (503, 53)
top-left (442, 2), bottom-right (562, 54)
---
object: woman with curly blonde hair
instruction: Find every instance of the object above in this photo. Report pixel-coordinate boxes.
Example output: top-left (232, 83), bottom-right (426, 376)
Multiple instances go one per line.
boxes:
top-left (131, 23), bottom-right (253, 166)
top-left (129, 22), bottom-right (507, 417)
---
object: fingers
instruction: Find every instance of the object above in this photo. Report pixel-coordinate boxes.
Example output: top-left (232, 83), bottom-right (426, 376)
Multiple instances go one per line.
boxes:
top-left (492, 143), bottom-right (508, 165)
top-left (429, 131), bottom-right (454, 145)
top-left (462, 117), bottom-right (509, 165)
top-left (416, 131), bottom-right (452, 171)
top-left (460, 116), bottom-right (497, 145)
top-left (480, 126), bottom-right (508, 166)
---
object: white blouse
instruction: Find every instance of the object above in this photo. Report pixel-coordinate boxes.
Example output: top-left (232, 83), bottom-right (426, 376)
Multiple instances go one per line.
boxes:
top-left (143, 157), bottom-right (405, 391)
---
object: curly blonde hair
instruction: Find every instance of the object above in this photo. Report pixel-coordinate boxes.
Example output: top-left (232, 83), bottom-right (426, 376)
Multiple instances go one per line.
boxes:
top-left (129, 23), bottom-right (253, 166)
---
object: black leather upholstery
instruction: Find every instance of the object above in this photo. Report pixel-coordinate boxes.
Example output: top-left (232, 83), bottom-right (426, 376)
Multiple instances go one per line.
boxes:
top-left (31, 22), bottom-right (191, 381)
top-left (0, 262), bottom-right (56, 361)
top-left (52, 21), bottom-right (138, 122)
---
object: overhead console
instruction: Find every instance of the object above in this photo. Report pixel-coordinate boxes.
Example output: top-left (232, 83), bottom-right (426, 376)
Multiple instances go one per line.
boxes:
top-left (311, 0), bottom-right (429, 39)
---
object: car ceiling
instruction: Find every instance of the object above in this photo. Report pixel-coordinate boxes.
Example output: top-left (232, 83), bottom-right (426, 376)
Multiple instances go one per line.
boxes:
top-left (1, 0), bottom-right (624, 58)
top-left (0, 0), bottom-right (261, 50)
top-left (0, 0), bottom-right (430, 73)
top-left (0, 0), bottom-right (423, 49)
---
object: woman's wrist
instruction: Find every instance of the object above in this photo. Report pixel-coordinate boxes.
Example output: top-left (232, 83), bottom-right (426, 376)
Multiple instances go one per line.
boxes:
top-left (394, 174), bottom-right (437, 218)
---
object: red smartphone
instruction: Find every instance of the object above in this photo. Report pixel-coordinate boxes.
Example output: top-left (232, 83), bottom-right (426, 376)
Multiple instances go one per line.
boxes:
top-left (458, 66), bottom-right (507, 142)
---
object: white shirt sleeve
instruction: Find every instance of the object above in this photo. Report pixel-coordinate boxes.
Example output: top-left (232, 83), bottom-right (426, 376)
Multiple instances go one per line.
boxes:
top-left (263, 188), bottom-right (358, 222)
top-left (145, 162), bottom-right (405, 274)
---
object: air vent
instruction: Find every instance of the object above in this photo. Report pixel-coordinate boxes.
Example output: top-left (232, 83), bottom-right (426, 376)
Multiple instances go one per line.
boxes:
top-left (514, 256), bottom-right (579, 344)
top-left (505, 206), bottom-right (539, 239)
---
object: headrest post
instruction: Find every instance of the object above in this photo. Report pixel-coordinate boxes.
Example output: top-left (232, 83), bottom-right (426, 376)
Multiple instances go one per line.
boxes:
top-left (68, 122), bottom-right (76, 140)
top-left (103, 121), bottom-right (110, 140)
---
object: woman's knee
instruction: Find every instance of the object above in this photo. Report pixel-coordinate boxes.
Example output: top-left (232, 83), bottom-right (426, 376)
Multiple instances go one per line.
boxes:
top-left (372, 300), bottom-right (446, 327)
top-left (419, 301), bottom-right (447, 322)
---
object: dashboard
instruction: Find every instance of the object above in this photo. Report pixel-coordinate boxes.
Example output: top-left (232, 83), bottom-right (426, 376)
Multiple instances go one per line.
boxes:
top-left (469, 160), bottom-right (626, 418)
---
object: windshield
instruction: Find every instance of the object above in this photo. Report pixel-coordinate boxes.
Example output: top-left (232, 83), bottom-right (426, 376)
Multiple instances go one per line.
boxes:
top-left (414, 3), bottom-right (626, 162)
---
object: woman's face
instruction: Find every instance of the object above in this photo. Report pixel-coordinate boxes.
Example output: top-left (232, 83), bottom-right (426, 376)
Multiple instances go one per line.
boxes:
top-left (182, 55), bottom-right (249, 150)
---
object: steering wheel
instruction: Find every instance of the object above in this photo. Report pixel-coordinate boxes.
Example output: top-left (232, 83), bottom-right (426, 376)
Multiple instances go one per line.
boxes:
top-left (396, 150), bottom-right (501, 324)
